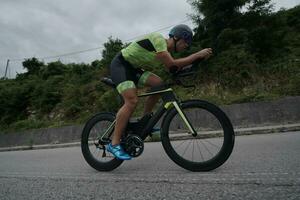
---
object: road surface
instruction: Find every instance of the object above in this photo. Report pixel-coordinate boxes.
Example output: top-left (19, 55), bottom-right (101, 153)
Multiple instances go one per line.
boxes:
top-left (0, 131), bottom-right (299, 199)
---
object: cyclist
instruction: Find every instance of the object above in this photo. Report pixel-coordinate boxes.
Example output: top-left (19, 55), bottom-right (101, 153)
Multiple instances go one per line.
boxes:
top-left (108, 24), bottom-right (213, 160)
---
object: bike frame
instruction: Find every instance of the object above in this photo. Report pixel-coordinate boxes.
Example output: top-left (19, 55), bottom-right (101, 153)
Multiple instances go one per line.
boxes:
top-left (101, 86), bottom-right (198, 141)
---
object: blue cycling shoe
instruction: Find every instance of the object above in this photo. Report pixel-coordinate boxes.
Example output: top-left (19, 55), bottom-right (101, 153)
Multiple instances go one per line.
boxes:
top-left (107, 143), bottom-right (132, 160)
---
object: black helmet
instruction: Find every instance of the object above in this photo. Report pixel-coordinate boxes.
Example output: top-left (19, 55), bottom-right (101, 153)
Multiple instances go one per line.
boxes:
top-left (169, 24), bottom-right (193, 46)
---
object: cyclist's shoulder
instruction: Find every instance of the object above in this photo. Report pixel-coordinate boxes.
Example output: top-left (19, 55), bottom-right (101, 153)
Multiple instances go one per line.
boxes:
top-left (144, 32), bottom-right (167, 51)
top-left (146, 32), bottom-right (165, 40)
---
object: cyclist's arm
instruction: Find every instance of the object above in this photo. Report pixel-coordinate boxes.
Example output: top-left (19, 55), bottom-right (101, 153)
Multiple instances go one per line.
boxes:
top-left (156, 48), bottom-right (212, 71)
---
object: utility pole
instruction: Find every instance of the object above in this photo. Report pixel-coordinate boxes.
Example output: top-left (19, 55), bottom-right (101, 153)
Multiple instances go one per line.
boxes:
top-left (4, 59), bottom-right (10, 79)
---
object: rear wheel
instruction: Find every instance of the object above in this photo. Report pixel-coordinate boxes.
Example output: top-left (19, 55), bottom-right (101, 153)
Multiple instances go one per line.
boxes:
top-left (161, 100), bottom-right (235, 171)
top-left (81, 112), bottom-right (123, 171)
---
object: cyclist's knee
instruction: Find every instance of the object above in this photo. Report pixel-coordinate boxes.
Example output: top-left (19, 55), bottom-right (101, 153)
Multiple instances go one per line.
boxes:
top-left (124, 96), bottom-right (138, 109)
top-left (121, 90), bottom-right (138, 109)
top-left (153, 77), bottom-right (163, 86)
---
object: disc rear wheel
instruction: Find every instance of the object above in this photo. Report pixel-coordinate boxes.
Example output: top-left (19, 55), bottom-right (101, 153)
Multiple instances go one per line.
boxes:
top-left (81, 112), bottom-right (123, 171)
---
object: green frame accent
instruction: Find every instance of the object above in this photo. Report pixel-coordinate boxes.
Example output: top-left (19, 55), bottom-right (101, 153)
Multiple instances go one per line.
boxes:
top-left (172, 102), bottom-right (197, 135)
top-left (164, 102), bottom-right (173, 109)
top-left (138, 87), bottom-right (196, 136)
top-left (137, 88), bottom-right (173, 97)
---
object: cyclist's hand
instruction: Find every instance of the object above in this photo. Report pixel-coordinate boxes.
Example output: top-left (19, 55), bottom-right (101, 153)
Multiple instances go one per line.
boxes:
top-left (195, 48), bottom-right (213, 60)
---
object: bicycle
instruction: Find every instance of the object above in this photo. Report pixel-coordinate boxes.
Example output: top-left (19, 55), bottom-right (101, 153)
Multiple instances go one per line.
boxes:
top-left (81, 60), bottom-right (235, 172)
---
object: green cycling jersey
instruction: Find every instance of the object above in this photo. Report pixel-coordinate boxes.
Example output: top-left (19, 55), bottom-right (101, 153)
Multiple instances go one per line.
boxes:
top-left (121, 32), bottom-right (167, 70)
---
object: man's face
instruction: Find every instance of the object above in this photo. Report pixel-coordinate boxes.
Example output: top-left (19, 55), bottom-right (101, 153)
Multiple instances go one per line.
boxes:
top-left (176, 38), bottom-right (189, 52)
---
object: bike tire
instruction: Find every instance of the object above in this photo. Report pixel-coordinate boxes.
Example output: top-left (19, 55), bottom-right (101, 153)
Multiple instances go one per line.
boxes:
top-left (81, 112), bottom-right (123, 171)
top-left (161, 100), bottom-right (235, 171)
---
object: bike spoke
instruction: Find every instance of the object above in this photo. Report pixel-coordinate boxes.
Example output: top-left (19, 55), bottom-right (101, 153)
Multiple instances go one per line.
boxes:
top-left (181, 140), bottom-right (192, 157)
top-left (200, 139), bottom-right (213, 156)
top-left (97, 149), bottom-right (102, 158)
top-left (192, 140), bottom-right (195, 161)
top-left (196, 140), bottom-right (205, 161)
top-left (92, 147), bottom-right (97, 155)
top-left (174, 140), bottom-right (187, 149)
top-left (203, 139), bottom-right (221, 150)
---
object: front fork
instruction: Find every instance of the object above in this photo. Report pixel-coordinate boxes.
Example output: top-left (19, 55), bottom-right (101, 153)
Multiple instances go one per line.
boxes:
top-left (166, 101), bottom-right (198, 137)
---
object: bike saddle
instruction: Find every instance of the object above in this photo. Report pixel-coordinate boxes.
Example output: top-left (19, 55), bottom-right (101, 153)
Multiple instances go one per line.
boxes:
top-left (101, 77), bottom-right (116, 88)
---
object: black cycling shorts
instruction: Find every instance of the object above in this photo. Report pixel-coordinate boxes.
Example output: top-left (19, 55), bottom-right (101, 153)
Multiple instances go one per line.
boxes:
top-left (110, 52), bottom-right (155, 94)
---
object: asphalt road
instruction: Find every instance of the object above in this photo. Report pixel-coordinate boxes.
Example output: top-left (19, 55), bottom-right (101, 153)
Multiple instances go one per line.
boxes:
top-left (0, 131), bottom-right (300, 200)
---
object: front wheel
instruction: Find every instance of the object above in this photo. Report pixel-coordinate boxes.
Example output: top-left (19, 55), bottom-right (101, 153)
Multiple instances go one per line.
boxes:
top-left (81, 112), bottom-right (123, 171)
top-left (161, 100), bottom-right (235, 171)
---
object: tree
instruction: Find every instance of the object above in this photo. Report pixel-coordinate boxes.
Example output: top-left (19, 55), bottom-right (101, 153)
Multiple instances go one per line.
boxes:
top-left (246, 0), bottom-right (273, 14)
top-left (101, 37), bottom-right (124, 67)
top-left (41, 61), bottom-right (67, 79)
top-left (22, 58), bottom-right (44, 75)
top-left (189, 0), bottom-right (246, 48)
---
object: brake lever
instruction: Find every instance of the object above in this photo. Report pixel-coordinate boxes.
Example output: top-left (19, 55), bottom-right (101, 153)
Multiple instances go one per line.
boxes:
top-left (178, 58), bottom-right (204, 75)
top-left (169, 58), bottom-right (203, 86)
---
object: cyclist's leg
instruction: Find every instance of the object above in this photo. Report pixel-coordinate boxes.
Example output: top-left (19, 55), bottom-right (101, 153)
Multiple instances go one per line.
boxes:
top-left (111, 87), bottom-right (138, 145)
top-left (108, 53), bottom-right (139, 160)
top-left (138, 71), bottom-right (163, 114)
top-left (110, 53), bottom-right (139, 146)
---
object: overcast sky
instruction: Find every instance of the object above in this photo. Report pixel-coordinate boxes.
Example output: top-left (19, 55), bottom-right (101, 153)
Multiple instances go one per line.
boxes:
top-left (0, 0), bottom-right (299, 78)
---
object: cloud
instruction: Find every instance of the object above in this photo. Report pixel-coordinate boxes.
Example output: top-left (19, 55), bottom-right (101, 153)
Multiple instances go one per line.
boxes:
top-left (0, 0), bottom-right (194, 77)
top-left (0, 0), bottom-right (298, 78)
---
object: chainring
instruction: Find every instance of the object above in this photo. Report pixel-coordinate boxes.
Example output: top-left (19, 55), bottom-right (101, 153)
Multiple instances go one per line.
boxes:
top-left (122, 135), bottom-right (144, 157)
